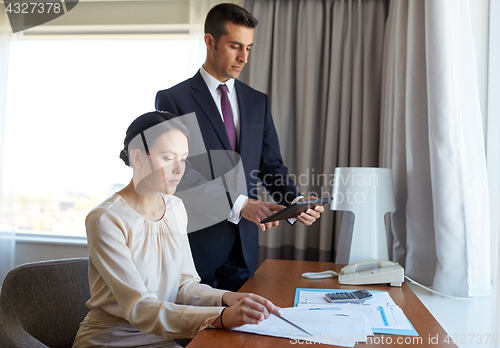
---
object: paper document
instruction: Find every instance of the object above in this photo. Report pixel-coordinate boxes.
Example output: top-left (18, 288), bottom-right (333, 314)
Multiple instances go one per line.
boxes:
top-left (351, 305), bottom-right (412, 330)
top-left (294, 288), bottom-right (418, 336)
top-left (305, 304), bottom-right (412, 331)
top-left (306, 305), bottom-right (374, 339)
top-left (233, 307), bottom-right (367, 347)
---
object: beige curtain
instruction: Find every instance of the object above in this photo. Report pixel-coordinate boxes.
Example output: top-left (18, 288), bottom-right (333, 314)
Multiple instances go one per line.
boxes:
top-left (241, 0), bottom-right (389, 263)
top-left (380, 0), bottom-right (490, 297)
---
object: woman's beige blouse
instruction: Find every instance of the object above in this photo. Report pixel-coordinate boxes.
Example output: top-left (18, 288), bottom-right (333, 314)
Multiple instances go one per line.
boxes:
top-left (85, 193), bottom-right (226, 339)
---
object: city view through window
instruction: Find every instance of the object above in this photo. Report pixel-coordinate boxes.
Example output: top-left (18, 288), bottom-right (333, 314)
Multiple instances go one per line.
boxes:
top-left (0, 39), bottom-right (194, 237)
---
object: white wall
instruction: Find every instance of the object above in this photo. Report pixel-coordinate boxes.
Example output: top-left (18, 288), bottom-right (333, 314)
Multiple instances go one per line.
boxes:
top-left (14, 240), bottom-right (88, 266)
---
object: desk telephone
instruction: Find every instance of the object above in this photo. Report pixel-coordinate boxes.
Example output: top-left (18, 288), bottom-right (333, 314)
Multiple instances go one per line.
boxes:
top-left (302, 260), bottom-right (404, 287)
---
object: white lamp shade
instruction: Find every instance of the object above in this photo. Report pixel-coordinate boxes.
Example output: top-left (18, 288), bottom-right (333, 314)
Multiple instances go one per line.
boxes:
top-left (331, 167), bottom-right (396, 264)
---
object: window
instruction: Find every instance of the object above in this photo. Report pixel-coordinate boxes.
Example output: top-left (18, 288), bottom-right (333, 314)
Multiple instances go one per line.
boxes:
top-left (1, 39), bottom-right (195, 237)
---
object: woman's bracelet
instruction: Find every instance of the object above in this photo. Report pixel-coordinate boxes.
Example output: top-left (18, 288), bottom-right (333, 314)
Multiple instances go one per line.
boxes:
top-left (220, 307), bottom-right (226, 329)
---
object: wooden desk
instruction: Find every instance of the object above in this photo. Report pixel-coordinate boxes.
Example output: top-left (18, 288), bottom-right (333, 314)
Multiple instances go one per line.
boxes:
top-left (187, 260), bottom-right (456, 347)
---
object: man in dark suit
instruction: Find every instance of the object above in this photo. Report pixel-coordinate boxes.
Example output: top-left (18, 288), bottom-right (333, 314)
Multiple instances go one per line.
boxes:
top-left (155, 3), bottom-right (324, 291)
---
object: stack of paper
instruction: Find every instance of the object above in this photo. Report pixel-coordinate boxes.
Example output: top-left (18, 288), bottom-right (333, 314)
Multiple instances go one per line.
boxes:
top-left (232, 289), bottom-right (418, 346)
top-left (294, 288), bottom-right (418, 336)
top-left (234, 307), bottom-right (369, 347)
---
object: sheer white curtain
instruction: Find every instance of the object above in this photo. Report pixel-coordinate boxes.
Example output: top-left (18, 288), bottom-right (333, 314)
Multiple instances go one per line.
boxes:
top-left (494, 247), bottom-right (500, 346)
top-left (380, 0), bottom-right (489, 297)
top-left (488, 0), bottom-right (500, 342)
top-left (188, 0), bottom-right (244, 74)
top-left (0, 10), bottom-right (22, 286)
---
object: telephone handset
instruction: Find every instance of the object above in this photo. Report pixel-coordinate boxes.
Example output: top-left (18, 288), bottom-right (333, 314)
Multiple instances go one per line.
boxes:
top-left (301, 259), bottom-right (404, 287)
top-left (338, 259), bottom-right (404, 287)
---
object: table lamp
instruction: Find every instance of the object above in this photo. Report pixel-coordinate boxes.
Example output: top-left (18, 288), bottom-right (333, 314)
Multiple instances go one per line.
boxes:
top-left (331, 167), bottom-right (396, 264)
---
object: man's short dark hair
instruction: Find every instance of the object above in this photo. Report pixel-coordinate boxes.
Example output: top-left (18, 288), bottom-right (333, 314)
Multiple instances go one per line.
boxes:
top-left (205, 3), bottom-right (258, 44)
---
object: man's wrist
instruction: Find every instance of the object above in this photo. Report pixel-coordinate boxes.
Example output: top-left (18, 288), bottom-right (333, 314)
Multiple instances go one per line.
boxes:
top-left (228, 195), bottom-right (248, 224)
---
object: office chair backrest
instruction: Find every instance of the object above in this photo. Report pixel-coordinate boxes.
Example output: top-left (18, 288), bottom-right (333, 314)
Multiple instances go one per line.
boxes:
top-left (0, 258), bottom-right (90, 348)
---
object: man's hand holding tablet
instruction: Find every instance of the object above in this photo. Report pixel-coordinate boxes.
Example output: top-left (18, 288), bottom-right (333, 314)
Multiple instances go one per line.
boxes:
top-left (260, 197), bottom-right (331, 225)
top-left (242, 196), bottom-right (328, 231)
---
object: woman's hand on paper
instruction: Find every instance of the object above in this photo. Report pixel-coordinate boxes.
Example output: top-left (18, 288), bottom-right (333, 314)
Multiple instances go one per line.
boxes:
top-left (212, 292), bottom-right (281, 329)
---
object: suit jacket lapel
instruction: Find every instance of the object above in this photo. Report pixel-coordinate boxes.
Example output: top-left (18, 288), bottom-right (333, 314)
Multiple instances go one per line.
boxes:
top-left (236, 80), bottom-right (252, 161)
top-left (191, 72), bottom-right (234, 152)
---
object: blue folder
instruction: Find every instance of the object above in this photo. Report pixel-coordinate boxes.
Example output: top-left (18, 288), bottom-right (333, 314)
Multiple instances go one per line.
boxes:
top-left (294, 288), bottom-right (419, 336)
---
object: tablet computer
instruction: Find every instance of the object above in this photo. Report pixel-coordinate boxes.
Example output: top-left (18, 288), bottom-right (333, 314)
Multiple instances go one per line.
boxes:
top-left (260, 197), bottom-right (333, 223)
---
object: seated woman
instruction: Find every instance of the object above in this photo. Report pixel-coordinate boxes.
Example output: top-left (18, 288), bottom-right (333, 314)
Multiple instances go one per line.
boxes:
top-left (72, 111), bottom-right (279, 348)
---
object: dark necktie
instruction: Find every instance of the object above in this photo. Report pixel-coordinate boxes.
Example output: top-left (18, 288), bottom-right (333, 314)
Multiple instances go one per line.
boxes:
top-left (218, 84), bottom-right (237, 152)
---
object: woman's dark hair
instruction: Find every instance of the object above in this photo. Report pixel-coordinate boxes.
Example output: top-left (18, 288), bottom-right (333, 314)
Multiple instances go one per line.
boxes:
top-left (120, 110), bottom-right (189, 167)
top-left (204, 3), bottom-right (258, 45)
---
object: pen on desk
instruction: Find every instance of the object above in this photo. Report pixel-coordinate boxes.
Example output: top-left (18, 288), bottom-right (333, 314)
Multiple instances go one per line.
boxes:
top-left (276, 310), bottom-right (313, 336)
